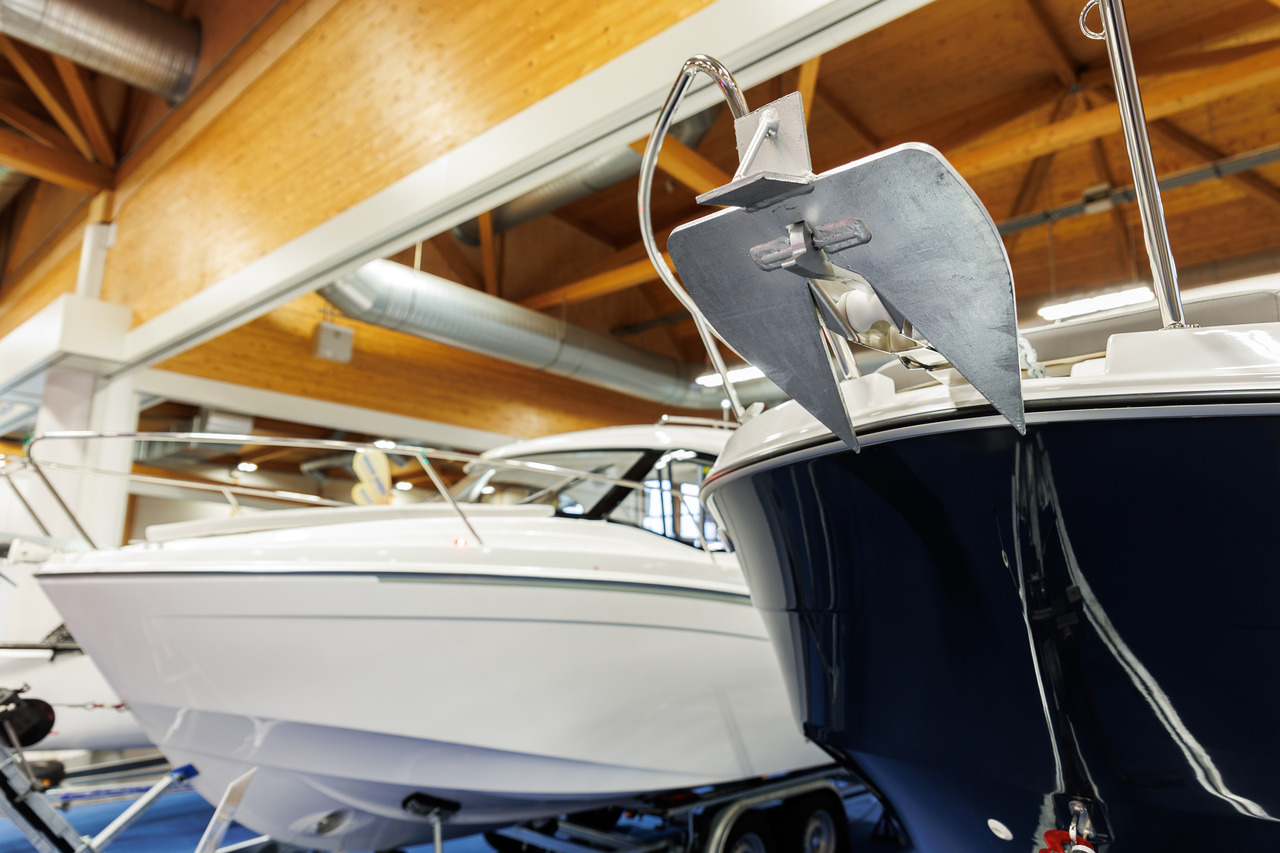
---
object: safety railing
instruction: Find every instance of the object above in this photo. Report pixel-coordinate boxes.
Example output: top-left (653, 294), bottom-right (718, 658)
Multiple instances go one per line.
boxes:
top-left (4, 431), bottom-right (714, 553)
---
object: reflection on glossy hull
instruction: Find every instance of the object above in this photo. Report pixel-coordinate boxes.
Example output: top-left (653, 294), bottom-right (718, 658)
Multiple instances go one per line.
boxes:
top-left (708, 410), bottom-right (1280, 850)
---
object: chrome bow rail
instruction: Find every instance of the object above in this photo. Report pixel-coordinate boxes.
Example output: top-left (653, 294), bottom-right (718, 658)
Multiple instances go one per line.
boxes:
top-left (2, 430), bottom-right (711, 552)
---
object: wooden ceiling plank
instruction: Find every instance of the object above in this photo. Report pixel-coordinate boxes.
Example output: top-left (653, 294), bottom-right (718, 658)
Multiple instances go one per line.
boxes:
top-left (1151, 118), bottom-right (1280, 212)
top-left (0, 124), bottom-right (109, 191)
top-left (628, 136), bottom-right (732, 195)
top-left (1003, 93), bottom-right (1076, 254)
top-left (895, 76), bottom-right (1062, 152)
top-left (429, 232), bottom-right (484, 291)
top-left (1088, 85), bottom-right (1280, 212)
top-left (1129, 1), bottom-right (1280, 60)
top-left (813, 82), bottom-right (879, 152)
top-left (1090, 140), bottom-right (1139, 279)
top-left (520, 253), bottom-right (670, 311)
top-left (0, 36), bottom-right (94, 161)
top-left (796, 56), bottom-right (821, 123)
top-left (1015, 0), bottom-right (1078, 87)
top-left (1077, 40), bottom-right (1280, 88)
top-left (1078, 90), bottom-right (1139, 278)
top-left (51, 55), bottom-right (116, 167)
top-left (0, 98), bottom-right (76, 153)
top-left (1009, 94), bottom-right (1076, 218)
top-left (949, 42), bottom-right (1280, 178)
top-left (478, 210), bottom-right (502, 296)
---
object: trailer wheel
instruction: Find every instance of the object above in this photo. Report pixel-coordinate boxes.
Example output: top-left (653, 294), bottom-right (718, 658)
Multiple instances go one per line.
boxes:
top-left (781, 791), bottom-right (849, 853)
top-left (724, 811), bottom-right (773, 853)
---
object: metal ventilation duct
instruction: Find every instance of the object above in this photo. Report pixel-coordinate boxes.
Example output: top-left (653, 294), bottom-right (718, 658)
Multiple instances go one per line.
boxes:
top-left (451, 108), bottom-right (720, 245)
top-left (0, 0), bottom-right (201, 102)
top-left (320, 260), bottom-right (762, 411)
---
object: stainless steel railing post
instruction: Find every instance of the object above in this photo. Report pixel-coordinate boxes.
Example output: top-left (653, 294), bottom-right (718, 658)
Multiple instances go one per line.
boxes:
top-left (1083, 0), bottom-right (1187, 328)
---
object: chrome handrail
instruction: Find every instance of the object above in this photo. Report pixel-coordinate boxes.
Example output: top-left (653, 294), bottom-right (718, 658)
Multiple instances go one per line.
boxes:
top-left (14, 431), bottom-right (715, 553)
top-left (639, 55), bottom-right (749, 420)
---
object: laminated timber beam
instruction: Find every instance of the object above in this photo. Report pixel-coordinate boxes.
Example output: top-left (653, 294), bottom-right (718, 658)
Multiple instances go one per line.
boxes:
top-left (948, 42), bottom-right (1280, 179)
top-left (0, 125), bottom-right (110, 191)
top-left (629, 135), bottom-right (732, 195)
top-left (796, 57), bottom-right (821, 123)
top-left (521, 253), bottom-right (671, 311)
top-left (1077, 40), bottom-right (1280, 88)
top-left (1084, 87), bottom-right (1280, 214)
top-left (814, 82), bottom-right (880, 153)
top-left (0, 99), bottom-right (76, 154)
top-left (52, 56), bottom-right (116, 167)
top-left (1014, 0), bottom-right (1077, 87)
top-left (0, 36), bottom-right (94, 161)
top-left (1003, 93), bottom-right (1078, 253)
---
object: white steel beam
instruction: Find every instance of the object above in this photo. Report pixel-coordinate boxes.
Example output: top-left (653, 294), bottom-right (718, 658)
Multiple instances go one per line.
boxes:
top-left (112, 0), bottom-right (933, 376)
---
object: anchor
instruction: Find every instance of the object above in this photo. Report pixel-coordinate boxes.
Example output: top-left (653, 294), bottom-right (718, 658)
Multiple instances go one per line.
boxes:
top-left (647, 64), bottom-right (1026, 449)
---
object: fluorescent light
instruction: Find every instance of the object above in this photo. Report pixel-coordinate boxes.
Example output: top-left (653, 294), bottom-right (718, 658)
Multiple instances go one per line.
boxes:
top-left (695, 365), bottom-right (765, 387)
top-left (394, 481), bottom-right (413, 491)
top-left (236, 461), bottom-right (258, 473)
top-left (1037, 286), bottom-right (1154, 321)
top-left (373, 439), bottom-right (396, 449)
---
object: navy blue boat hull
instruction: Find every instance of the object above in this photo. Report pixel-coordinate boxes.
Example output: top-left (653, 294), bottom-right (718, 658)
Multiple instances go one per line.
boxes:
top-left (707, 410), bottom-right (1280, 850)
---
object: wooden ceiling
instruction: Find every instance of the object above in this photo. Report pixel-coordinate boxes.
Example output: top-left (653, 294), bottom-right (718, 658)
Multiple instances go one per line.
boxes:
top-left (0, 0), bottom-right (1278, 445)
top-left (0, 0), bottom-right (287, 282)
top-left (400, 0), bottom-right (1280, 366)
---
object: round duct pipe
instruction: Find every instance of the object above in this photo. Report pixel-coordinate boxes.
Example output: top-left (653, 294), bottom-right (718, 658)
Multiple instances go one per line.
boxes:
top-left (320, 260), bottom-right (779, 411)
top-left (0, 0), bottom-right (201, 101)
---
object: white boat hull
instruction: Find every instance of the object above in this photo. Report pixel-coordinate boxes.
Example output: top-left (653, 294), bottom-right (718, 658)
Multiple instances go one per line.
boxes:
top-left (39, 517), bottom-right (827, 850)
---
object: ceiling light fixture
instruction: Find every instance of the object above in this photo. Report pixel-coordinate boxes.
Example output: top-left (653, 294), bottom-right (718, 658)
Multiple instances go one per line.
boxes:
top-left (236, 461), bottom-right (258, 473)
top-left (695, 365), bottom-right (765, 387)
top-left (394, 481), bottom-right (413, 491)
top-left (1037, 285), bottom-right (1155, 321)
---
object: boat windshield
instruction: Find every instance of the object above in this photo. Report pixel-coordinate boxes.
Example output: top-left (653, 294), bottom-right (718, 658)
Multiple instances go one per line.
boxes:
top-left (449, 449), bottom-right (647, 517)
top-left (448, 447), bottom-right (725, 550)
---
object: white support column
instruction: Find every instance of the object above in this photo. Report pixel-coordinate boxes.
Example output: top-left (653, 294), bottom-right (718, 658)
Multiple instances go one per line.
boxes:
top-left (75, 222), bottom-right (118, 300)
top-left (19, 371), bottom-right (138, 550)
top-left (4, 192), bottom-right (135, 550)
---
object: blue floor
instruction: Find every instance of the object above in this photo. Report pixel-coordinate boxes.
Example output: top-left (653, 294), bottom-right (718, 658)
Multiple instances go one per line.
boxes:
top-left (0, 790), bottom-right (496, 853)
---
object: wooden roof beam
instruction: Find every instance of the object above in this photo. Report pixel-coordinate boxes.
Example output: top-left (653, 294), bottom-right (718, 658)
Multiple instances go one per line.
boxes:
top-left (814, 82), bottom-right (879, 153)
top-left (1003, 94), bottom-right (1077, 254)
top-left (1008, 94), bottom-right (1076, 218)
top-left (0, 36), bottom-right (94, 161)
top-left (796, 56), bottom-right (821, 123)
top-left (1152, 118), bottom-right (1280, 212)
top-left (629, 135), bottom-right (732, 195)
top-left (428, 233), bottom-right (484, 291)
top-left (1086, 85), bottom-right (1280, 212)
top-left (0, 124), bottom-right (110, 191)
top-left (1079, 91), bottom-right (1138, 279)
top-left (893, 76), bottom-right (1062, 152)
top-left (948, 42), bottom-right (1280, 178)
top-left (478, 210), bottom-right (502, 296)
top-left (52, 56), bottom-right (116, 167)
top-left (0, 98), bottom-right (76, 153)
top-left (520, 253), bottom-right (670, 311)
top-left (1132, 1), bottom-right (1280, 59)
top-left (1077, 40), bottom-right (1280, 88)
top-left (1015, 0), bottom-right (1078, 87)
